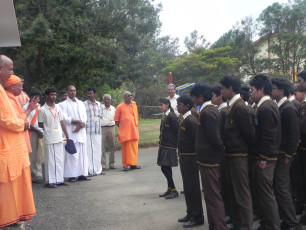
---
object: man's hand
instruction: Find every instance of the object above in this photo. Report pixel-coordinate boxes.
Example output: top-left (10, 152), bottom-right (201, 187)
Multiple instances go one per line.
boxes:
top-left (24, 121), bottom-right (30, 130)
top-left (38, 131), bottom-right (44, 138)
top-left (79, 121), bottom-right (85, 128)
top-left (258, 160), bottom-right (267, 169)
top-left (27, 96), bottom-right (39, 112)
top-left (73, 124), bottom-right (81, 133)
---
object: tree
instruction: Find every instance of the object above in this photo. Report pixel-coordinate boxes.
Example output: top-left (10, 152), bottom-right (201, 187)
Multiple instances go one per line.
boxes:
top-left (163, 46), bottom-right (239, 85)
top-left (258, 1), bottom-right (306, 80)
top-left (184, 30), bottom-right (210, 52)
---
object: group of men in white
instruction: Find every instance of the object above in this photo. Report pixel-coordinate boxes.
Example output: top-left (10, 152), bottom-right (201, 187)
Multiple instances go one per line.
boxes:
top-left (24, 85), bottom-right (116, 188)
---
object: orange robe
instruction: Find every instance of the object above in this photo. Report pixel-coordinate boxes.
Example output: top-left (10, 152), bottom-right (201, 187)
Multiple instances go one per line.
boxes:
top-left (16, 90), bottom-right (30, 107)
top-left (6, 91), bottom-right (32, 153)
top-left (0, 85), bottom-right (36, 227)
top-left (114, 101), bottom-right (139, 166)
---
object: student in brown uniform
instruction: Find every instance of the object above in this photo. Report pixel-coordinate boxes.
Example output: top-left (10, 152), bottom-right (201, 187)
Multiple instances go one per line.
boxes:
top-left (211, 85), bottom-right (231, 223)
top-left (190, 82), bottom-right (227, 230)
top-left (220, 75), bottom-right (254, 230)
top-left (296, 70), bottom-right (306, 224)
top-left (157, 98), bottom-right (179, 199)
top-left (271, 77), bottom-right (300, 230)
top-left (176, 94), bottom-right (204, 228)
top-left (240, 85), bottom-right (261, 222)
top-left (288, 84), bottom-right (301, 111)
top-left (249, 74), bottom-right (281, 230)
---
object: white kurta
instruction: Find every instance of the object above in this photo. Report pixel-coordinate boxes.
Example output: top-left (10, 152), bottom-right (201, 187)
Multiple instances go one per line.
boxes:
top-left (44, 143), bottom-right (65, 184)
top-left (60, 97), bottom-right (88, 177)
top-left (86, 134), bottom-right (102, 175)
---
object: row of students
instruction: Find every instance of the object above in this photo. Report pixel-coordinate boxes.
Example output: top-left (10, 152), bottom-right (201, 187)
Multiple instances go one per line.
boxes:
top-left (157, 72), bottom-right (306, 230)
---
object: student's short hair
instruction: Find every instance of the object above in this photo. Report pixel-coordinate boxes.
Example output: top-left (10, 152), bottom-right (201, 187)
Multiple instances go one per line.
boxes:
top-left (271, 77), bottom-right (291, 97)
top-left (29, 89), bottom-right (40, 98)
top-left (60, 91), bottom-right (67, 96)
top-left (177, 94), bottom-right (194, 110)
top-left (190, 82), bottom-right (212, 102)
top-left (219, 74), bottom-right (241, 94)
top-left (212, 85), bottom-right (226, 102)
top-left (45, 88), bottom-right (57, 95)
top-left (240, 85), bottom-right (251, 102)
top-left (249, 74), bottom-right (272, 96)
top-left (87, 87), bottom-right (96, 93)
top-left (159, 98), bottom-right (174, 113)
top-left (298, 70), bottom-right (306, 81)
top-left (289, 82), bottom-right (295, 95)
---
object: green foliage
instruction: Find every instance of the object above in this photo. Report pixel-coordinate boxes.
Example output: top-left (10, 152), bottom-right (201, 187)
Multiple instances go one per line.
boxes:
top-left (163, 46), bottom-right (239, 85)
top-left (2, 0), bottom-right (169, 95)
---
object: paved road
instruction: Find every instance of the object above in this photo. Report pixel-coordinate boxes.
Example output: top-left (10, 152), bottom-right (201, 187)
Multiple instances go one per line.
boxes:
top-left (20, 147), bottom-right (301, 230)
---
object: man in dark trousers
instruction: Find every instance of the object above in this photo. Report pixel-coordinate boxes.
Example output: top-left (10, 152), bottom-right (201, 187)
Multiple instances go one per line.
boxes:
top-left (211, 85), bottom-right (231, 222)
top-left (271, 77), bottom-right (299, 229)
top-left (190, 82), bottom-right (227, 230)
top-left (220, 75), bottom-right (254, 230)
top-left (249, 74), bottom-right (281, 230)
top-left (176, 94), bottom-right (204, 228)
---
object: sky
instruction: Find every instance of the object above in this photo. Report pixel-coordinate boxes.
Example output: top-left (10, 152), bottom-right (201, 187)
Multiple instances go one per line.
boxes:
top-left (157, 0), bottom-right (289, 51)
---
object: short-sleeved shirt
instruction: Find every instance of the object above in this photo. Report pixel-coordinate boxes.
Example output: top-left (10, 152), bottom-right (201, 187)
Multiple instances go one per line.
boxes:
top-left (38, 103), bottom-right (64, 144)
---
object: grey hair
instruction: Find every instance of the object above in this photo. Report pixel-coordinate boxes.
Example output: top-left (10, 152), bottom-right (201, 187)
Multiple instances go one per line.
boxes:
top-left (103, 94), bottom-right (112, 100)
top-left (167, 84), bottom-right (176, 89)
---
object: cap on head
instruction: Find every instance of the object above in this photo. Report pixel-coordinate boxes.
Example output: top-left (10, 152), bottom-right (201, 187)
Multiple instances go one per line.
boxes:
top-left (5, 75), bottom-right (21, 88)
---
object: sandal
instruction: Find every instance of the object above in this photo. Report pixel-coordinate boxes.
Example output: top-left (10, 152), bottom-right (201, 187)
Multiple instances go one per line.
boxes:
top-left (122, 166), bottom-right (130, 171)
top-left (68, 178), bottom-right (77, 182)
top-left (130, 165), bottom-right (141, 170)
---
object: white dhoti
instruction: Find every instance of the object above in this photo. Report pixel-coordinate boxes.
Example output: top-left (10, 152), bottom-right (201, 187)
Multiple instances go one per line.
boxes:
top-left (44, 143), bottom-right (65, 184)
top-left (87, 134), bottom-right (102, 175)
top-left (64, 142), bottom-right (88, 178)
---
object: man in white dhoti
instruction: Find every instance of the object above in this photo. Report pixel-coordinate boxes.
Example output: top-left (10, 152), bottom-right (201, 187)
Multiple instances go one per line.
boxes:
top-left (60, 85), bottom-right (90, 182)
top-left (84, 87), bottom-right (103, 176)
top-left (38, 88), bottom-right (69, 188)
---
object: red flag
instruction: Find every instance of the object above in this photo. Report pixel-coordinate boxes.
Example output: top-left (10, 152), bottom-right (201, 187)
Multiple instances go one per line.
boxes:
top-left (168, 72), bottom-right (172, 84)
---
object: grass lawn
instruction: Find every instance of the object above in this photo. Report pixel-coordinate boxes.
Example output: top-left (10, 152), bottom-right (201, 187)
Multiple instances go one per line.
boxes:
top-left (114, 119), bottom-right (160, 149)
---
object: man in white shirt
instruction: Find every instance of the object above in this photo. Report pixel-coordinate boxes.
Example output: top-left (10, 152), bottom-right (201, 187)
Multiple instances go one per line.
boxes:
top-left (38, 88), bottom-right (69, 188)
top-left (60, 85), bottom-right (89, 182)
top-left (167, 84), bottom-right (179, 116)
top-left (84, 88), bottom-right (103, 176)
top-left (23, 90), bottom-right (44, 183)
top-left (101, 94), bottom-right (116, 170)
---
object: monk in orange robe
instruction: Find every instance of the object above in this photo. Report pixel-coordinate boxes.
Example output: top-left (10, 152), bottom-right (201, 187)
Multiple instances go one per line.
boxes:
top-left (114, 91), bottom-right (141, 171)
top-left (0, 55), bottom-right (36, 228)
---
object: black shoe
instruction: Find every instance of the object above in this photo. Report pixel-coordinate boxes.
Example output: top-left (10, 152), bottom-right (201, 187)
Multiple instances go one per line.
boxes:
top-left (45, 184), bottom-right (57, 188)
top-left (226, 216), bottom-right (232, 224)
top-left (178, 215), bottom-right (190, 222)
top-left (58, 183), bottom-right (69, 186)
top-left (159, 190), bottom-right (171, 197)
top-left (180, 190), bottom-right (185, 194)
top-left (130, 165), bottom-right (141, 169)
top-left (165, 191), bottom-right (179, 199)
top-left (295, 204), bottom-right (304, 215)
top-left (183, 217), bottom-right (204, 228)
top-left (78, 176), bottom-right (91, 181)
top-left (122, 166), bottom-right (130, 171)
top-left (299, 214), bottom-right (306, 225)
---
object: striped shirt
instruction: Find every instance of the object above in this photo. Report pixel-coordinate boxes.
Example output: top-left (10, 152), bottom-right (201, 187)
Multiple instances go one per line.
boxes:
top-left (84, 100), bottom-right (103, 134)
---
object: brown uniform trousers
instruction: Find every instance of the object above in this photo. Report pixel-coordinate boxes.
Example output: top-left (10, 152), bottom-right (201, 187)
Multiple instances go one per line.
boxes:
top-left (274, 156), bottom-right (298, 228)
top-left (179, 155), bottom-right (203, 219)
top-left (226, 156), bottom-right (253, 230)
top-left (199, 165), bottom-right (227, 230)
top-left (253, 161), bottom-right (280, 230)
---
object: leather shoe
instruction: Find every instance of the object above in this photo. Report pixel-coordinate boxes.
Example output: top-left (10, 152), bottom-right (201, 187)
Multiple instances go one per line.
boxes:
top-left (183, 217), bottom-right (204, 228)
top-left (159, 190), bottom-right (171, 197)
top-left (178, 215), bottom-right (190, 222)
top-left (165, 191), bottom-right (179, 199)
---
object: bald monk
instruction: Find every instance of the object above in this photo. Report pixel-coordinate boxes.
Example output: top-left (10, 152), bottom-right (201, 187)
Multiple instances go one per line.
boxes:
top-left (114, 91), bottom-right (141, 171)
top-left (0, 55), bottom-right (36, 228)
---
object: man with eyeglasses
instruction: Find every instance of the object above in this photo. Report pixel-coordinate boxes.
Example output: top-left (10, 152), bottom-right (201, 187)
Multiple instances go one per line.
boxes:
top-left (114, 91), bottom-right (141, 171)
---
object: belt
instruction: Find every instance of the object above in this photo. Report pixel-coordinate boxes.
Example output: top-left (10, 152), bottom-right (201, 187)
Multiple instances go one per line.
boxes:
top-left (102, 125), bottom-right (115, 127)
